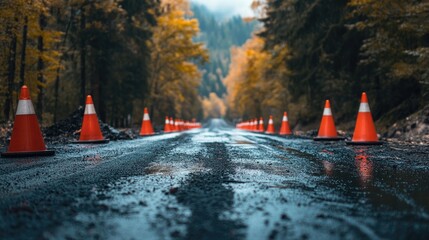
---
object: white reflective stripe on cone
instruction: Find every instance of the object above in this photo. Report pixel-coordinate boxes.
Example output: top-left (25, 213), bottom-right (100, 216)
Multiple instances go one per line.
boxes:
top-left (269, 119), bottom-right (273, 124)
top-left (323, 108), bottom-right (332, 116)
top-left (84, 104), bottom-right (97, 115)
top-left (143, 113), bottom-right (150, 121)
top-left (283, 116), bottom-right (288, 121)
top-left (16, 100), bottom-right (35, 115)
top-left (358, 103), bottom-right (371, 113)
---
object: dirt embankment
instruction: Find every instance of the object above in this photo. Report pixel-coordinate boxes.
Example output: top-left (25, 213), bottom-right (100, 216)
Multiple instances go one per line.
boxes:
top-left (291, 105), bottom-right (429, 145)
top-left (0, 107), bottom-right (137, 147)
top-left (44, 107), bottom-right (138, 143)
top-left (384, 105), bottom-right (429, 144)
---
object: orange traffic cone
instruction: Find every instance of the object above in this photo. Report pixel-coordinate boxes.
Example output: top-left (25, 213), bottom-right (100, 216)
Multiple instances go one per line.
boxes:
top-left (1, 86), bottom-right (55, 157)
top-left (170, 117), bottom-right (176, 132)
top-left (266, 115), bottom-right (275, 134)
top-left (179, 120), bottom-right (183, 131)
top-left (140, 107), bottom-right (155, 136)
top-left (253, 119), bottom-right (258, 131)
top-left (346, 92), bottom-right (382, 145)
top-left (164, 116), bottom-right (171, 133)
top-left (258, 117), bottom-right (264, 132)
top-left (174, 118), bottom-right (179, 132)
top-left (73, 95), bottom-right (109, 144)
top-left (314, 100), bottom-right (343, 141)
top-left (279, 112), bottom-right (292, 135)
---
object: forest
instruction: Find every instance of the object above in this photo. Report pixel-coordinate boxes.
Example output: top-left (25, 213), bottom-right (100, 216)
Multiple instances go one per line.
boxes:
top-left (191, 4), bottom-right (257, 118)
top-left (0, 0), bottom-right (206, 127)
top-left (192, 4), bottom-right (257, 98)
top-left (226, 0), bottom-right (429, 132)
top-left (1, 0), bottom-right (428, 133)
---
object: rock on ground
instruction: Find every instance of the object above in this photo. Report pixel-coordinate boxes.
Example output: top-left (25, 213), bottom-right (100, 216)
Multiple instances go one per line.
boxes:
top-left (44, 107), bottom-right (135, 143)
top-left (386, 104), bottom-right (429, 144)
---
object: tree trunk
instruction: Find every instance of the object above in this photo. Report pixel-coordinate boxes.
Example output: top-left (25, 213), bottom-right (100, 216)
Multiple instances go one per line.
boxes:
top-left (54, 69), bottom-right (60, 122)
top-left (4, 31), bottom-right (17, 121)
top-left (80, 7), bottom-right (86, 107)
top-left (54, 8), bottom-right (75, 122)
top-left (37, 14), bottom-right (47, 124)
top-left (96, 53), bottom-right (107, 122)
top-left (19, 16), bottom-right (28, 87)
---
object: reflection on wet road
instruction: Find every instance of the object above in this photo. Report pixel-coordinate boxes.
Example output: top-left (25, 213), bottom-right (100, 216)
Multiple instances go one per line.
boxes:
top-left (0, 119), bottom-right (428, 239)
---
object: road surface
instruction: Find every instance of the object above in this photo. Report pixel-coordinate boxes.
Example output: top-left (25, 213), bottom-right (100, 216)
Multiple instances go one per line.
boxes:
top-left (1, 119), bottom-right (429, 240)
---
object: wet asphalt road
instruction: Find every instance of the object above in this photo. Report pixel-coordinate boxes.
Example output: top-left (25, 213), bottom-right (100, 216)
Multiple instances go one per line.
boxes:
top-left (1, 119), bottom-right (429, 240)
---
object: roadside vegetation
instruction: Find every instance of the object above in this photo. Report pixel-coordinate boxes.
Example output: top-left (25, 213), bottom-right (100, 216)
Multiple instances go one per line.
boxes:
top-left (226, 0), bottom-right (429, 132)
top-left (0, 0), bottom-right (206, 127)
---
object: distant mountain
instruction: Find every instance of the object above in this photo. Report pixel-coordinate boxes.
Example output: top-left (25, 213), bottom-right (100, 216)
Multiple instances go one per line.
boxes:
top-left (191, 4), bottom-right (258, 98)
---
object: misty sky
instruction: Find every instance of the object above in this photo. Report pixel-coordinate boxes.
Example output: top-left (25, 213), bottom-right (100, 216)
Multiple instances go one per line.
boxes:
top-left (191, 0), bottom-right (254, 17)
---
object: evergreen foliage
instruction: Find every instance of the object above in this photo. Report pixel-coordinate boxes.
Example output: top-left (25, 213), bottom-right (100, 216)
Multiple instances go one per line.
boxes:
top-left (226, 0), bottom-right (429, 130)
top-left (192, 4), bottom-right (258, 98)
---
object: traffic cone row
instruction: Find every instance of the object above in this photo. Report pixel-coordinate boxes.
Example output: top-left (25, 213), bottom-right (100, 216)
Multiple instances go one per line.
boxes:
top-left (236, 115), bottom-right (281, 134)
top-left (236, 92), bottom-right (382, 145)
top-left (0, 87), bottom-right (381, 158)
top-left (163, 117), bottom-right (201, 133)
top-left (1, 85), bottom-right (203, 158)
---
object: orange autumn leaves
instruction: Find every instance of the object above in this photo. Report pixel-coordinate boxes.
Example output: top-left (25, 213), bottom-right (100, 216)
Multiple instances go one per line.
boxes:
top-left (224, 36), bottom-right (290, 121)
top-left (147, 0), bottom-right (208, 122)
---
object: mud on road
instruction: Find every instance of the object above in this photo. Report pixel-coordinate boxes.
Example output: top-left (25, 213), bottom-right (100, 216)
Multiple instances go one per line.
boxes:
top-left (0, 119), bottom-right (429, 240)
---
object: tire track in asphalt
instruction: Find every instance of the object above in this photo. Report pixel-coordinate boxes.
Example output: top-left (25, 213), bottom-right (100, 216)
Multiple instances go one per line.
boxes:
top-left (50, 131), bottom-right (209, 240)
top-left (175, 141), bottom-right (245, 240)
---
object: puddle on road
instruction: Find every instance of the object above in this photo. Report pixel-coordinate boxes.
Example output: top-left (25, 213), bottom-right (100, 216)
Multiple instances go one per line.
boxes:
top-left (222, 133), bottom-right (424, 239)
top-left (84, 154), bottom-right (102, 165)
top-left (51, 145), bottom-right (209, 240)
top-left (144, 163), bottom-right (174, 175)
top-left (51, 166), bottom-right (207, 240)
top-left (322, 160), bottom-right (334, 176)
top-left (192, 131), bottom-right (230, 143)
top-left (235, 140), bottom-right (254, 145)
top-left (355, 153), bottom-right (373, 187)
top-left (170, 144), bottom-right (202, 156)
top-left (144, 162), bottom-right (207, 176)
top-left (221, 163), bottom-right (392, 240)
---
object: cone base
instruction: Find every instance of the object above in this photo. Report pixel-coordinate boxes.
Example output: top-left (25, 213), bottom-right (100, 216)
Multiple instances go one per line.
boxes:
top-left (71, 139), bottom-right (110, 144)
top-left (314, 137), bottom-right (344, 141)
top-left (1, 149), bottom-right (55, 158)
top-left (279, 133), bottom-right (292, 136)
top-left (345, 141), bottom-right (383, 146)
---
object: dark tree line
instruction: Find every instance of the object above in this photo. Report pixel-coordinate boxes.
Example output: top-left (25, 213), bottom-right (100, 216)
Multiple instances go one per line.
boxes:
top-left (1, 0), bottom-right (208, 127)
top-left (258, 0), bottom-right (429, 129)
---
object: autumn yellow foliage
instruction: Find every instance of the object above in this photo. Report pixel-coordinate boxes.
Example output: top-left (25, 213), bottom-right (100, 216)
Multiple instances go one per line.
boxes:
top-left (146, 0), bottom-right (208, 123)
top-left (224, 36), bottom-right (291, 124)
top-left (202, 93), bottom-right (226, 119)
top-left (0, 0), bottom-right (62, 122)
